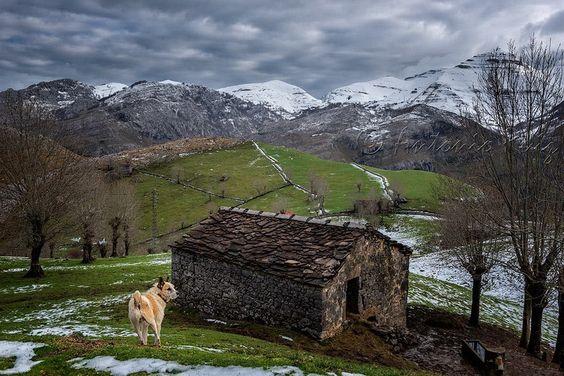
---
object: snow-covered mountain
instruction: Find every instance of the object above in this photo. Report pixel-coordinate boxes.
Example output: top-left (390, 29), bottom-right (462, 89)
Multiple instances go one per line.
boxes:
top-left (93, 82), bottom-right (128, 99)
top-left (326, 54), bottom-right (491, 114)
top-left (219, 80), bottom-right (323, 117)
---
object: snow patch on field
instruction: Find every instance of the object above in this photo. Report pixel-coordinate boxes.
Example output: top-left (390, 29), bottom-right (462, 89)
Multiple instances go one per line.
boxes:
top-left (0, 284), bottom-right (50, 294)
top-left (30, 325), bottom-right (133, 338)
top-left (205, 319), bottom-right (227, 325)
top-left (378, 227), bottom-right (420, 250)
top-left (5, 293), bottom-right (131, 338)
top-left (71, 356), bottom-right (322, 375)
top-left (0, 341), bottom-right (44, 374)
top-left (2, 254), bottom-right (170, 273)
top-left (174, 345), bottom-right (225, 353)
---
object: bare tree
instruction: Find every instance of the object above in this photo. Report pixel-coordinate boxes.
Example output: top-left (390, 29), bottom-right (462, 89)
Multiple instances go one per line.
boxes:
top-left (437, 180), bottom-right (503, 326)
top-left (96, 239), bottom-right (108, 258)
top-left (105, 180), bottom-right (137, 257)
top-left (474, 36), bottom-right (563, 355)
top-left (252, 178), bottom-right (268, 196)
top-left (308, 172), bottom-right (329, 214)
top-left (76, 175), bottom-right (106, 264)
top-left (389, 180), bottom-right (407, 208)
top-left (271, 196), bottom-right (289, 214)
top-left (354, 187), bottom-right (390, 227)
top-left (355, 179), bottom-right (363, 193)
top-left (0, 91), bottom-right (90, 277)
top-left (150, 188), bottom-right (158, 251)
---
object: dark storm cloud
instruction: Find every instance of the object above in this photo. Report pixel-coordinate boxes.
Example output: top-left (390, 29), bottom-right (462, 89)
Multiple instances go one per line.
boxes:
top-left (1, 0), bottom-right (563, 96)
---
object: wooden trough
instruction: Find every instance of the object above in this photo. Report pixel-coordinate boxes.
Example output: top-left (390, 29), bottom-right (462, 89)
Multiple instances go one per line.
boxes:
top-left (461, 339), bottom-right (505, 375)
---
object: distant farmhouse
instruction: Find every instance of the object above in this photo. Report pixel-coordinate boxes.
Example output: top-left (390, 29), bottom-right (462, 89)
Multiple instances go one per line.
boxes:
top-left (171, 207), bottom-right (411, 339)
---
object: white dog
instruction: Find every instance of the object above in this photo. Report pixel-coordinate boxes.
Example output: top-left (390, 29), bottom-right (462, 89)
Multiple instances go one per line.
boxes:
top-left (128, 277), bottom-right (178, 346)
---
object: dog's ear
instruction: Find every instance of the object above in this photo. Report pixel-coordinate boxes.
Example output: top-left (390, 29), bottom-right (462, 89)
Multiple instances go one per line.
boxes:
top-left (157, 277), bottom-right (165, 289)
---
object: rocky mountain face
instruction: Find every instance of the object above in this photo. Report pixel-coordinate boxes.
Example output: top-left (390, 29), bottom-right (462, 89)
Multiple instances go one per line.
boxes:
top-left (2, 79), bottom-right (282, 156)
top-left (1, 52), bottom-right (549, 175)
top-left (257, 103), bottom-right (500, 175)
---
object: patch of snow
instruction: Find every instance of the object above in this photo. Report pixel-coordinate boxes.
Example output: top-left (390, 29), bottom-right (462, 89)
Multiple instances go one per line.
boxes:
top-left (6, 293), bottom-right (132, 338)
top-left (1, 330), bottom-right (22, 335)
top-left (377, 227), bottom-right (420, 250)
top-left (220, 80), bottom-right (322, 116)
top-left (2, 254), bottom-right (170, 273)
top-left (174, 345), bottom-right (225, 353)
top-left (279, 336), bottom-right (293, 342)
top-left (205, 319), bottom-right (227, 325)
top-left (30, 325), bottom-right (134, 338)
top-left (0, 341), bottom-right (45, 375)
top-left (71, 356), bottom-right (308, 376)
top-left (93, 83), bottom-right (128, 99)
top-left (325, 54), bottom-right (495, 115)
top-left (395, 213), bottom-right (441, 221)
top-left (159, 80), bottom-right (185, 86)
top-left (0, 284), bottom-right (50, 294)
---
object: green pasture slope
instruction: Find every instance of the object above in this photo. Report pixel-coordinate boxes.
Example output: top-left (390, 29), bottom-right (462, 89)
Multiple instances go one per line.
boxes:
top-left (0, 255), bottom-right (423, 376)
top-left (132, 142), bottom-right (444, 241)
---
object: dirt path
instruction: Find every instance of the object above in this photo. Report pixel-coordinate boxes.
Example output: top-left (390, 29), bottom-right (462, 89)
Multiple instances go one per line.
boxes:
top-left (252, 141), bottom-right (311, 195)
top-left (350, 162), bottom-right (393, 200)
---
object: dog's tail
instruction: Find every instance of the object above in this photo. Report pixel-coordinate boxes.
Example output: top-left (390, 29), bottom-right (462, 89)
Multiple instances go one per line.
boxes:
top-left (132, 290), bottom-right (143, 310)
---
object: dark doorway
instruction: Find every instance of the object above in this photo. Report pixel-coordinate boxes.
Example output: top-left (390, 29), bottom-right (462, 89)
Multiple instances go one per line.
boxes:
top-left (346, 277), bottom-right (360, 315)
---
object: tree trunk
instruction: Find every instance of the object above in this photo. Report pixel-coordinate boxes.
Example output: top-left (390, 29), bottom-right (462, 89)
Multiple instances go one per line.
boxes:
top-left (553, 289), bottom-right (564, 365)
top-left (110, 224), bottom-right (119, 257)
top-left (97, 242), bottom-right (107, 258)
top-left (122, 222), bottom-right (130, 257)
top-left (520, 280), bottom-right (532, 348)
top-left (48, 241), bottom-right (55, 258)
top-left (123, 228), bottom-right (130, 257)
top-left (527, 281), bottom-right (547, 357)
top-left (24, 242), bottom-right (45, 278)
top-left (111, 234), bottom-right (118, 257)
top-left (81, 223), bottom-right (95, 264)
top-left (469, 275), bottom-right (482, 327)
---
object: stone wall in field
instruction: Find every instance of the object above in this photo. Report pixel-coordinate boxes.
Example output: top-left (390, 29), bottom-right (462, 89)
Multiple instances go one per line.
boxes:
top-left (172, 250), bottom-right (326, 337)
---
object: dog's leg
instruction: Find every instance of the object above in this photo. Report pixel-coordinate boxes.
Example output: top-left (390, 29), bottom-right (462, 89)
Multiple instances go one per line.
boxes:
top-left (149, 320), bottom-right (161, 347)
top-left (135, 320), bottom-right (144, 345)
top-left (141, 321), bottom-right (149, 346)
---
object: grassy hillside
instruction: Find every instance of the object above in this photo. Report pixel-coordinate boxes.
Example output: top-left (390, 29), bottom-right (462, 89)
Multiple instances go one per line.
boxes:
top-left (130, 142), bottom-right (445, 243)
top-left (365, 168), bottom-right (443, 212)
top-left (0, 255), bottom-right (423, 376)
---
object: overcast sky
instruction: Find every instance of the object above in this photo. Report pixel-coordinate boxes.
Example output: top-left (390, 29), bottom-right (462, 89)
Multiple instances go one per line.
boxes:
top-left (1, 0), bottom-right (563, 97)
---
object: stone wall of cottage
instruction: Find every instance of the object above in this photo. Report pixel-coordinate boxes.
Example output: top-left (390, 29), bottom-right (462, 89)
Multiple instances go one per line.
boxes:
top-left (172, 250), bottom-right (326, 337)
top-left (321, 237), bottom-right (410, 337)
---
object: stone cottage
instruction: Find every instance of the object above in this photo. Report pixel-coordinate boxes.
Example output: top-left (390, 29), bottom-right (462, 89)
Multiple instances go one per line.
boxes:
top-left (171, 207), bottom-right (411, 339)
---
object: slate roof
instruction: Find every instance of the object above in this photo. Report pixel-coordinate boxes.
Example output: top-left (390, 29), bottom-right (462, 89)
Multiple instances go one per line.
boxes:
top-left (171, 207), bottom-right (411, 286)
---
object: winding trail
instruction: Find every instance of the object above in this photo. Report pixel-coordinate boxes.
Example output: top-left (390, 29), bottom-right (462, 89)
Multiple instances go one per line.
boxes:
top-left (350, 162), bottom-right (393, 200)
top-left (252, 141), bottom-right (311, 195)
